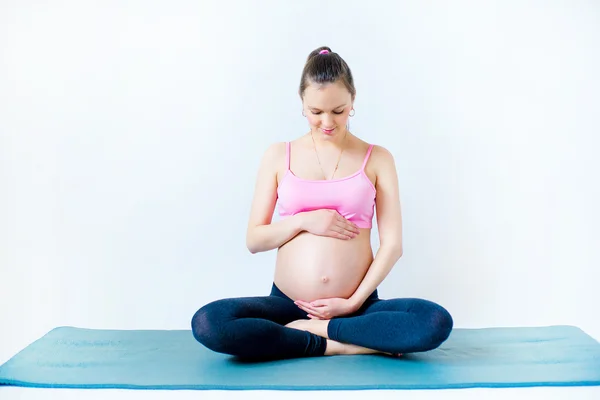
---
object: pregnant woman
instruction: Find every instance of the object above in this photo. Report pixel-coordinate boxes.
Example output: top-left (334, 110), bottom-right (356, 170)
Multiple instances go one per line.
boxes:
top-left (191, 46), bottom-right (453, 361)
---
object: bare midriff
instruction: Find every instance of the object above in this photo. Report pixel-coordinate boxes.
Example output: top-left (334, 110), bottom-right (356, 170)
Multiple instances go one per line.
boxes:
top-left (273, 228), bottom-right (373, 302)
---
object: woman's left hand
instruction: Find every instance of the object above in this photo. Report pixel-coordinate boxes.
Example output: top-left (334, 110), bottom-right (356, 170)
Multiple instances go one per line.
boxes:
top-left (294, 298), bottom-right (357, 320)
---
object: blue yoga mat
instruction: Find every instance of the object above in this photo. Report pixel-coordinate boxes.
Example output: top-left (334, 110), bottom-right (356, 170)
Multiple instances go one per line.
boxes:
top-left (1, 325), bottom-right (599, 390)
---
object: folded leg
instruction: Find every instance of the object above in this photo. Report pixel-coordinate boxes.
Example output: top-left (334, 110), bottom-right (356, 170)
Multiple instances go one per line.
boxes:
top-left (191, 295), bottom-right (327, 361)
top-left (327, 297), bottom-right (453, 355)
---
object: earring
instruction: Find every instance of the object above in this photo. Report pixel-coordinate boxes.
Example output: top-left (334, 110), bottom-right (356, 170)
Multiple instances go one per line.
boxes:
top-left (349, 108), bottom-right (355, 117)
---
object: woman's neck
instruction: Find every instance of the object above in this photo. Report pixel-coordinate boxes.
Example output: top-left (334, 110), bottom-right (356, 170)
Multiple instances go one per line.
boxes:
top-left (309, 128), bottom-right (350, 149)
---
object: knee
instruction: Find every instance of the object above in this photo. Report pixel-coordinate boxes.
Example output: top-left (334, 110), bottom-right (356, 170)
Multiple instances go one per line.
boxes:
top-left (190, 305), bottom-right (212, 344)
top-left (425, 305), bottom-right (454, 349)
top-left (191, 301), bottom-right (228, 352)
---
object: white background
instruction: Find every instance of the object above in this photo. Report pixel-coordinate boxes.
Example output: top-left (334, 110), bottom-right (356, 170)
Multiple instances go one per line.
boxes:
top-left (1, 1), bottom-right (599, 399)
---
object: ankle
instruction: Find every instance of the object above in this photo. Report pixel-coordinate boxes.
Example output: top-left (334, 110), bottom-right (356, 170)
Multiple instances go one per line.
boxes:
top-left (324, 339), bottom-right (345, 356)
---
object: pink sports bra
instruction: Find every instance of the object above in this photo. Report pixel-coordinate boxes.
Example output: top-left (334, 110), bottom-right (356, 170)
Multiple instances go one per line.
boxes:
top-left (277, 142), bottom-right (377, 228)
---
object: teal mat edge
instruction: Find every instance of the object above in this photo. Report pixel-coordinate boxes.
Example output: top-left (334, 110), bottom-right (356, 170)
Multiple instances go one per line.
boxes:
top-left (2, 380), bottom-right (600, 390)
top-left (0, 380), bottom-right (600, 391)
top-left (1, 325), bottom-right (599, 391)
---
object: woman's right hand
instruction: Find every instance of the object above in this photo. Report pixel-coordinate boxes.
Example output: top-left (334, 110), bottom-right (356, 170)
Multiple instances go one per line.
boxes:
top-left (299, 210), bottom-right (360, 240)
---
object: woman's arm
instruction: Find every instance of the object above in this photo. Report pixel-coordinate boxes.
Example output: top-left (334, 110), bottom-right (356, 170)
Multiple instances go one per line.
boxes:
top-left (248, 215), bottom-right (304, 254)
top-left (349, 145), bottom-right (404, 307)
top-left (246, 142), bottom-right (304, 254)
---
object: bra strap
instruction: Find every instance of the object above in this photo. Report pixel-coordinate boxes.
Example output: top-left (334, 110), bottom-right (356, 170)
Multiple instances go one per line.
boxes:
top-left (286, 141), bottom-right (291, 171)
top-left (361, 144), bottom-right (375, 170)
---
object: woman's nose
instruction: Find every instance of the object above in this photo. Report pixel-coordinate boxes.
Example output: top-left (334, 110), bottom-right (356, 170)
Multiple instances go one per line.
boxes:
top-left (321, 115), bottom-right (334, 127)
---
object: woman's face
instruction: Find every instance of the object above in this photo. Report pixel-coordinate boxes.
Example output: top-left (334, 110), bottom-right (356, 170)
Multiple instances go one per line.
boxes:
top-left (302, 80), bottom-right (354, 139)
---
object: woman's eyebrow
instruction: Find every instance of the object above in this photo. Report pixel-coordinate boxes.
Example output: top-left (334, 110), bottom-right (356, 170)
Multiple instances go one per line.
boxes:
top-left (308, 104), bottom-right (347, 111)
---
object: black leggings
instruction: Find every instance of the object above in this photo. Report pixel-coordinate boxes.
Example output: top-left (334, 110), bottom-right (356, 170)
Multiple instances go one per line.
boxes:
top-left (191, 283), bottom-right (453, 361)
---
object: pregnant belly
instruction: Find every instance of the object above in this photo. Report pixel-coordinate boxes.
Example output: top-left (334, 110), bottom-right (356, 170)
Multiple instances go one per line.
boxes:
top-left (273, 228), bottom-right (374, 302)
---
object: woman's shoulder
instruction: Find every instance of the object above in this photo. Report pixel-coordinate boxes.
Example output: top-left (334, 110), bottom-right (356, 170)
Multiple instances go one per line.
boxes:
top-left (263, 141), bottom-right (287, 154)
top-left (262, 136), bottom-right (307, 160)
top-left (350, 137), bottom-right (394, 162)
top-left (369, 143), bottom-right (394, 159)
top-left (259, 141), bottom-right (286, 164)
top-left (255, 141), bottom-right (289, 176)
top-left (361, 142), bottom-right (396, 178)
top-left (368, 144), bottom-right (398, 185)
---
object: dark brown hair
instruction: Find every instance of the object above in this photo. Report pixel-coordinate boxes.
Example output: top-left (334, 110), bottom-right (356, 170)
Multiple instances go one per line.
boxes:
top-left (298, 46), bottom-right (356, 100)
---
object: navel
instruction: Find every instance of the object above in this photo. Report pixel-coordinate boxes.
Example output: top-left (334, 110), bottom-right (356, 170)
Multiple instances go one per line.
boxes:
top-left (321, 275), bottom-right (329, 283)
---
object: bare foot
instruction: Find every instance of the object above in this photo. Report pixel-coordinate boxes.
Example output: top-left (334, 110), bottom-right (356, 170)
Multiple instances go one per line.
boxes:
top-left (338, 342), bottom-right (401, 357)
top-left (285, 319), bottom-right (328, 337)
top-left (285, 320), bottom-right (402, 357)
top-left (285, 319), bottom-right (310, 331)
